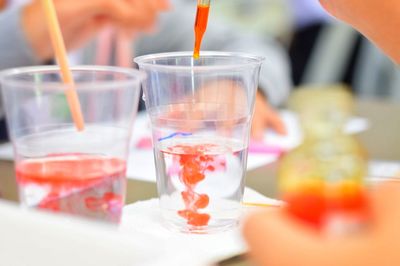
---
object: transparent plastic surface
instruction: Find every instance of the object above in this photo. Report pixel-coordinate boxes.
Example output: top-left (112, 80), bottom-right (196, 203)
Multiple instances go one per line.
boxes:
top-left (135, 52), bottom-right (263, 233)
top-left (0, 66), bottom-right (145, 223)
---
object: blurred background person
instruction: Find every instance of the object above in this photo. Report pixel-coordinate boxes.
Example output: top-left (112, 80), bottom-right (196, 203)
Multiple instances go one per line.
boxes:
top-left (72, 0), bottom-right (294, 139)
top-left (288, 0), bottom-right (332, 85)
top-left (206, 0), bottom-right (397, 138)
top-left (2, 0), bottom-right (397, 144)
top-left (0, 0), bottom-right (170, 141)
top-left (0, 0), bottom-right (293, 142)
top-left (320, 0), bottom-right (400, 63)
top-left (0, 0), bottom-right (169, 69)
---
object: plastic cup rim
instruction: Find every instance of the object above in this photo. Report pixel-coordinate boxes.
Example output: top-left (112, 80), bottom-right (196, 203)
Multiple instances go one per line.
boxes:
top-left (0, 65), bottom-right (146, 91)
top-left (134, 51), bottom-right (265, 72)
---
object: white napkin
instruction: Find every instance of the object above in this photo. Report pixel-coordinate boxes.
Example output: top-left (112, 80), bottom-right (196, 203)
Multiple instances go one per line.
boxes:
top-left (119, 187), bottom-right (281, 265)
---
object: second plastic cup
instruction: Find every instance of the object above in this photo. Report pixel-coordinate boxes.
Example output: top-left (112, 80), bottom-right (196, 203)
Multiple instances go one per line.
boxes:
top-left (0, 66), bottom-right (145, 223)
top-left (135, 52), bottom-right (263, 233)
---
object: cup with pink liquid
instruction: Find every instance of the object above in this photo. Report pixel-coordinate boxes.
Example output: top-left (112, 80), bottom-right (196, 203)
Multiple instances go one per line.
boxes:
top-left (0, 66), bottom-right (145, 223)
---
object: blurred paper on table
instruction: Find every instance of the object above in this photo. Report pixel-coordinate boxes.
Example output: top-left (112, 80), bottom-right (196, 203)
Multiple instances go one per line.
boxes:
top-left (260, 111), bottom-right (370, 151)
top-left (0, 200), bottom-right (205, 266)
top-left (0, 111), bottom-right (370, 183)
top-left (1, 188), bottom-right (277, 265)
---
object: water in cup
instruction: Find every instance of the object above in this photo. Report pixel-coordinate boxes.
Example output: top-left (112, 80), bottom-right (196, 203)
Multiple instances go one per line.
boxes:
top-left (16, 154), bottom-right (125, 223)
top-left (135, 52), bottom-right (263, 233)
top-left (0, 66), bottom-right (144, 223)
top-left (150, 103), bottom-right (250, 233)
top-left (155, 136), bottom-right (248, 233)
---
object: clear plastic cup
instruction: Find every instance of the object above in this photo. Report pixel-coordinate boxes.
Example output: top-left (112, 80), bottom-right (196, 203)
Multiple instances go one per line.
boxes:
top-left (0, 66), bottom-right (145, 223)
top-left (135, 52), bottom-right (263, 233)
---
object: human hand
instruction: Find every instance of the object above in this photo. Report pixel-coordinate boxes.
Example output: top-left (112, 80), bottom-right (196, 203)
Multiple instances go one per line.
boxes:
top-left (243, 182), bottom-right (400, 266)
top-left (156, 79), bottom-right (249, 132)
top-left (158, 82), bottom-right (287, 139)
top-left (22, 0), bottom-right (170, 61)
top-left (251, 91), bottom-right (286, 141)
top-left (0, 0), bottom-right (6, 10)
top-left (150, 79), bottom-right (253, 139)
top-left (319, 0), bottom-right (400, 63)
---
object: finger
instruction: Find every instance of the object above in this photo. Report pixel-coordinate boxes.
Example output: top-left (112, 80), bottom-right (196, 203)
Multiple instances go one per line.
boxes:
top-left (64, 18), bottom-right (108, 51)
top-left (0, 0), bottom-right (6, 10)
top-left (243, 210), bottom-right (374, 266)
top-left (149, 0), bottom-right (171, 11)
top-left (251, 115), bottom-right (266, 141)
top-left (243, 210), bottom-right (324, 266)
top-left (142, 22), bottom-right (158, 34)
top-left (366, 182), bottom-right (400, 265)
top-left (254, 91), bottom-right (287, 136)
top-left (369, 181), bottom-right (400, 228)
top-left (79, 0), bottom-right (158, 28)
top-left (264, 103), bottom-right (286, 135)
top-left (158, 0), bottom-right (171, 10)
top-left (318, 0), bottom-right (329, 10)
top-left (116, 1), bottom-right (157, 28)
top-left (266, 110), bottom-right (287, 135)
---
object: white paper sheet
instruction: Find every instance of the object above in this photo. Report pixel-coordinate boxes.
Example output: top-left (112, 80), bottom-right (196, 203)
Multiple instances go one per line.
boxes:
top-left (0, 200), bottom-right (208, 266)
top-left (120, 187), bottom-right (281, 265)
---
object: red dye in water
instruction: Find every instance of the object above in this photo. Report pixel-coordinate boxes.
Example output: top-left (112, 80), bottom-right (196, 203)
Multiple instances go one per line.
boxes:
top-left (165, 144), bottom-right (225, 227)
top-left (16, 154), bottom-right (126, 223)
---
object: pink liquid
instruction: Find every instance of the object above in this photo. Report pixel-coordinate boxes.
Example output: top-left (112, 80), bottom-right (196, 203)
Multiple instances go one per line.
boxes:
top-left (164, 144), bottom-right (225, 227)
top-left (16, 154), bottom-right (126, 223)
top-left (155, 137), bottom-right (247, 233)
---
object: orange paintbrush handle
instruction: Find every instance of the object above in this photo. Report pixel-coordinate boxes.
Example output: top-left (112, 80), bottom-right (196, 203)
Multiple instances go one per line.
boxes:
top-left (41, 0), bottom-right (85, 131)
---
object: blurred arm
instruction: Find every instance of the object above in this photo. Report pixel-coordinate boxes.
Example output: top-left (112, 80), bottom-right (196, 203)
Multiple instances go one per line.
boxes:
top-left (0, 6), bottom-right (40, 70)
top-left (319, 0), bottom-right (400, 64)
top-left (0, 0), bottom-right (6, 10)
